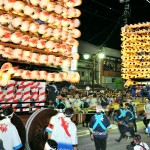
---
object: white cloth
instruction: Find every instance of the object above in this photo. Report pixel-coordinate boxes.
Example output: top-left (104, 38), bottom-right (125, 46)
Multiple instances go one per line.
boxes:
top-left (50, 113), bottom-right (78, 146)
top-left (65, 98), bottom-right (72, 108)
top-left (145, 104), bottom-right (150, 119)
top-left (134, 142), bottom-right (150, 150)
top-left (44, 142), bottom-right (55, 150)
top-left (0, 118), bottom-right (22, 150)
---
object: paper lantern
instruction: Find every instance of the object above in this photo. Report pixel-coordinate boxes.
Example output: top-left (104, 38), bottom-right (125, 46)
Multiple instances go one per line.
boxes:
top-left (1, 30), bottom-right (11, 42)
top-left (0, 72), bottom-right (11, 86)
top-left (29, 37), bottom-right (39, 47)
top-left (46, 2), bottom-right (55, 12)
top-left (30, 70), bottom-right (40, 79)
top-left (47, 55), bottom-right (56, 65)
top-left (39, 71), bottom-right (47, 80)
top-left (21, 35), bottom-right (30, 46)
top-left (23, 5), bottom-right (34, 16)
top-left (39, 54), bottom-right (48, 64)
top-left (20, 20), bottom-right (30, 32)
top-left (12, 48), bottom-right (23, 60)
top-left (54, 4), bottom-right (63, 14)
top-left (13, 69), bottom-right (23, 77)
top-left (22, 51), bottom-right (31, 62)
top-left (1, 62), bottom-right (13, 72)
top-left (3, 47), bottom-right (12, 58)
top-left (30, 0), bottom-right (39, 6)
top-left (13, 1), bottom-right (25, 13)
top-left (54, 73), bottom-right (63, 82)
top-left (31, 7), bottom-right (41, 19)
top-left (11, 32), bottom-right (22, 44)
top-left (38, 24), bottom-right (48, 35)
top-left (21, 70), bottom-right (31, 79)
top-left (0, 14), bottom-right (12, 25)
top-left (39, 0), bottom-right (49, 9)
top-left (29, 22), bottom-right (40, 33)
top-left (71, 52), bottom-right (79, 60)
top-left (39, 10), bottom-right (49, 22)
top-left (30, 53), bottom-right (39, 64)
top-left (37, 39), bottom-right (47, 49)
top-left (55, 57), bottom-right (63, 66)
top-left (47, 73), bottom-right (55, 82)
top-left (4, 0), bottom-right (15, 11)
top-left (42, 27), bottom-right (53, 38)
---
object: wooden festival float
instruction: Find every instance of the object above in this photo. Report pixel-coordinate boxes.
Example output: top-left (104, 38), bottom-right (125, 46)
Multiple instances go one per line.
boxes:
top-left (120, 22), bottom-right (150, 113)
top-left (0, 0), bottom-right (82, 149)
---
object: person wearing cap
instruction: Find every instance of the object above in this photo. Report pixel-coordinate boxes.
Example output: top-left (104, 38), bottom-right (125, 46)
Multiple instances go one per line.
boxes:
top-left (45, 103), bottom-right (66, 139)
top-left (44, 139), bottom-right (57, 150)
top-left (46, 81), bottom-right (76, 105)
top-left (2, 107), bottom-right (26, 149)
top-left (46, 107), bottom-right (78, 150)
top-left (126, 134), bottom-right (149, 150)
top-left (127, 98), bottom-right (137, 132)
top-left (80, 96), bottom-right (89, 127)
top-left (89, 104), bottom-right (110, 150)
top-left (116, 103), bottom-right (135, 142)
top-left (0, 111), bottom-right (23, 150)
top-left (143, 98), bottom-right (150, 128)
top-left (113, 103), bottom-right (126, 137)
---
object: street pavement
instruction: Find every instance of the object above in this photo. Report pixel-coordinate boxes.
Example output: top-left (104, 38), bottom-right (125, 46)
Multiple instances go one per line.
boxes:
top-left (77, 119), bottom-right (150, 150)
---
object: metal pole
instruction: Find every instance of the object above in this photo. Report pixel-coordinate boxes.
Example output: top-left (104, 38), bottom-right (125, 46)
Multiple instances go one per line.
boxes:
top-left (92, 55), bottom-right (95, 92)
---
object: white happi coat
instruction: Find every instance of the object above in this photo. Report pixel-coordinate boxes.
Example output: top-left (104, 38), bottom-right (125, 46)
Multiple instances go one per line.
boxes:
top-left (134, 142), bottom-right (149, 150)
top-left (46, 112), bottom-right (78, 149)
top-left (0, 118), bottom-right (22, 150)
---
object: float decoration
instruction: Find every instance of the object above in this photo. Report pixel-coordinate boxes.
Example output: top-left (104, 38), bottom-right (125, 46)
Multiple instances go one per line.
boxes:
top-left (121, 22), bottom-right (150, 87)
top-left (0, 0), bottom-right (82, 86)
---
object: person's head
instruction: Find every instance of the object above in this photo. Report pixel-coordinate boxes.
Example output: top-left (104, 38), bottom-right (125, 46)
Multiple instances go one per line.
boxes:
top-left (75, 94), bottom-right (79, 99)
top-left (145, 98), bottom-right (150, 104)
top-left (125, 103), bottom-right (131, 110)
top-left (96, 105), bottom-right (104, 113)
top-left (56, 103), bottom-right (65, 113)
top-left (82, 97), bottom-right (87, 101)
top-left (120, 103), bottom-right (123, 108)
top-left (133, 134), bottom-right (141, 144)
top-left (44, 139), bottom-right (57, 150)
top-left (64, 107), bottom-right (74, 117)
top-left (127, 98), bottom-right (132, 103)
top-left (3, 107), bottom-right (14, 119)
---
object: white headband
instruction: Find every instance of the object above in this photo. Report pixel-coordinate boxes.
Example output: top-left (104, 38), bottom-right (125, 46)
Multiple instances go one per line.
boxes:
top-left (6, 112), bottom-right (14, 119)
top-left (45, 142), bottom-right (56, 150)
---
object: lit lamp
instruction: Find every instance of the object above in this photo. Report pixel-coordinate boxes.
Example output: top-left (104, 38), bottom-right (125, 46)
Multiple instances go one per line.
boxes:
top-left (83, 53), bottom-right (91, 60)
top-left (83, 51), bottom-right (105, 92)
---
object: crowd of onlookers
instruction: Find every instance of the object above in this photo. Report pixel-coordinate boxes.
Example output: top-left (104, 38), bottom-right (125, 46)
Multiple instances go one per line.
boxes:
top-left (1, 84), bottom-right (150, 150)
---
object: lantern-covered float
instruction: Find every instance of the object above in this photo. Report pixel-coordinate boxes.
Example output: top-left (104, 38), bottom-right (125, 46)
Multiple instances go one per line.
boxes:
top-left (0, 0), bottom-right (82, 149)
top-left (120, 22), bottom-right (150, 114)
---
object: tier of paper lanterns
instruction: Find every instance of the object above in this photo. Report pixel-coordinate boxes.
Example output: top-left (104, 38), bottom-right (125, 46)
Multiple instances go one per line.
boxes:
top-left (121, 22), bottom-right (150, 87)
top-left (0, 62), bottom-right (80, 86)
top-left (0, 0), bottom-right (82, 86)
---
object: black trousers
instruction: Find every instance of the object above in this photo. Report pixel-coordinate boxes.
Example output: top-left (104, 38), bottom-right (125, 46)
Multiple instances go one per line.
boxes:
top-left (143, 117), bottom-right (150, 128)
top-left (83, 114), bottom-right (92, 126)
top-left (133, 118), bottom-right (137, 132)
top-left (93, 137), bottom-right (107, 150)
top-left (118, 126), bottom-right (135, 142)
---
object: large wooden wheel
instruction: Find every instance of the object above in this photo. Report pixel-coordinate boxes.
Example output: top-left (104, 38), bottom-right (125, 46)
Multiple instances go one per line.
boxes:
top-left (25, 108), bottom-right (57, 150)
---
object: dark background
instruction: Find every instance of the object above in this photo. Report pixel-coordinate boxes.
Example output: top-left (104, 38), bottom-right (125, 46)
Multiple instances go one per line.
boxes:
top-left (78, 0), bottom-right (150, 50)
